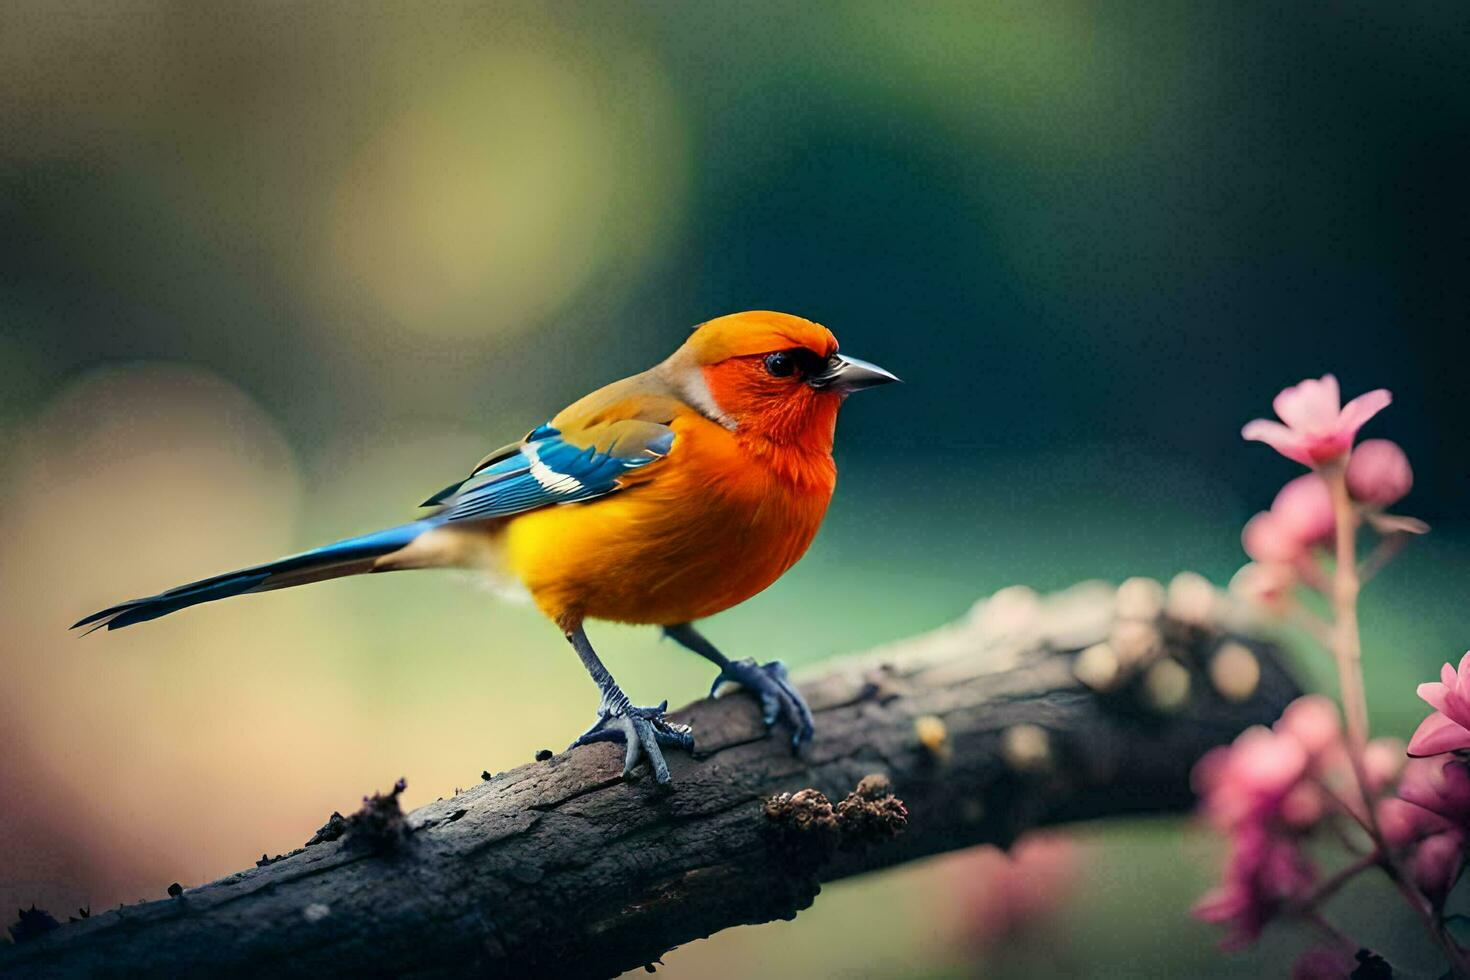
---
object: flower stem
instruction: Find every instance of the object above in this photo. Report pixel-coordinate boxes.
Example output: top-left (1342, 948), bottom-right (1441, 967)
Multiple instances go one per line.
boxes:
top-left (1323, 461), bottom-right (1370, 790)
top-left (1288, 606), bottom-right (1336, 650)
top-left (1358, 532), bottom-right (1409, 585)
top-left (1381, 861), bottom-right (1470, 978)
top-left (1294, 552), bottom-right (1333, 594)
top-left (1316, 778), bottom-right (1374, 838)
top-left (1305, 852), bottom-right (1378, 908)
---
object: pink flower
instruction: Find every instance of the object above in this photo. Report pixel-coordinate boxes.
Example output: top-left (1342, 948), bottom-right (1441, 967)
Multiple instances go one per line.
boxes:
top-left (1398, 757), bottom-right (1470, 826)
top-left (1241, 475), bottom-right (1335, 565)
top-left (1410, 831), bottom-right (1465, 905)
top-left (1191, 698), bottom-right (1362, 949)
top-left (1242, 374), bottom-right (1392, 467)
top-left (1408, 652), bottom-right (1470, 757)
top-left (1192, 884), bottom-right (1265, 951)
top-left (1275, 695), bottom-right (1341, 758)
top-left (1276, 782), bottom-right (1328, 829)
top-left (1194, 698), bottom-right (1351, 833)
top-left (1192, 883), bottom-right (1260, 948)
top-left (1347, 439), bottom-right (1413, 507)
top-left (1378, 796), bottom-right (1451, 848)
top-left (1381, 756), bottom-right (1470, 892)
top-left (1194, 726), bottom-right (1309, 830)
top-left (1193, 825), bottom-right (1315, 949)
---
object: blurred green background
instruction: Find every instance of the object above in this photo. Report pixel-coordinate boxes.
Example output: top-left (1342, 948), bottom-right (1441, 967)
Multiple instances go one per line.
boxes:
top-left (2, 2), bottom-right (1467, 975)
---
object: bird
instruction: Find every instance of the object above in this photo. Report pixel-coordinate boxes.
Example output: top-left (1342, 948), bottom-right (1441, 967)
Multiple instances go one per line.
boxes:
top-left (73, 311), bottom-right (899, 784)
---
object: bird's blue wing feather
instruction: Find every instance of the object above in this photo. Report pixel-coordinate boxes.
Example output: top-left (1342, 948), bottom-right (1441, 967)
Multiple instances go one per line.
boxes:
top-left (434, 422), bottom-right (674, 523)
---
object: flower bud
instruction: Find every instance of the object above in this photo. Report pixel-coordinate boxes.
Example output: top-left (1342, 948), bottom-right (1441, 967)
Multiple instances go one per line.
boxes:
top-left (1242, 511), bottom-right (1299, 563)
top-left (1229, 562), bottom-right (1296, 611)
top-left (1275, 695), bottom-right (1341, 757)
top-left (1377, 796), bottom-right (1449, 847)
top-left (1270, 474), bottom-right (1334, 545)
top-left (1411, 831), bottom-right (1465, 905)
top-left (1363, 737), bottom-right (1406, 793)
top-left (1347, 438), bottom-right (1413, 507)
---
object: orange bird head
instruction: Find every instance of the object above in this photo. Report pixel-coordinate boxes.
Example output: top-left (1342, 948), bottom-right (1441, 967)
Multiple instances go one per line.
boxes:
top-left (670, 311), bottom-right (898, 450)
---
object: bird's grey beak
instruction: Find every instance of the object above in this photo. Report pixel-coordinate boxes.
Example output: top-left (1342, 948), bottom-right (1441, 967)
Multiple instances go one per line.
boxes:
top-left (808, 353), bottom-right (901, 394)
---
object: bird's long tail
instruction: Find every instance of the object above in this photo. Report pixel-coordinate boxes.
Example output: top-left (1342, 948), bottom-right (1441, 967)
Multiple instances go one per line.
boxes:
top-left (72, 519), bottom-right (441, 633)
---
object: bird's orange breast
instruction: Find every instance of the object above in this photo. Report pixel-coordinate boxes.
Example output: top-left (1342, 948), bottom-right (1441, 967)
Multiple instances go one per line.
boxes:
top-left (499, 412), bottom-right (835, 627)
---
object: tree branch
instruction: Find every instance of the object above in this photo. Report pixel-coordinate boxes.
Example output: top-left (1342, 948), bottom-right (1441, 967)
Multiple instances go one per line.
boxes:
top-left (1, 579), bottom-right (1298, 979)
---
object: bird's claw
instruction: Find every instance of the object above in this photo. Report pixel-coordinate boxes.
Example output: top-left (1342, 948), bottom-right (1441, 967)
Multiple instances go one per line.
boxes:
top-left (569, 699), bottom-right (693, 785)
top-left (709, 658), bottom-right (815, 751)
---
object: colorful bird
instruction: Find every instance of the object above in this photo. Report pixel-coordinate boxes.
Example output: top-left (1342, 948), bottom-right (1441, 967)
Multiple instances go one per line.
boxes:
top-left (74, 311), bottom-right (898, 783)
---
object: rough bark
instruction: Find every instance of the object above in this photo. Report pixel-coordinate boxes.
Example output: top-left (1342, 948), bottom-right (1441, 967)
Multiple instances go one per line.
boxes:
top-left (1, 578), bottom-right (1298, 979)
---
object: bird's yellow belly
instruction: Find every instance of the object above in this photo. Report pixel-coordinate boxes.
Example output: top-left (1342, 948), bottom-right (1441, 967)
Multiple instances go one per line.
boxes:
top-left (499, 465), bottom-right (831, 627)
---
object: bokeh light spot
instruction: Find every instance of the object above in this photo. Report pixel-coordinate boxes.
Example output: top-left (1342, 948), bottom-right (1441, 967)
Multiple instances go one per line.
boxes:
top-left (324, 41), bottom-right (686, 342)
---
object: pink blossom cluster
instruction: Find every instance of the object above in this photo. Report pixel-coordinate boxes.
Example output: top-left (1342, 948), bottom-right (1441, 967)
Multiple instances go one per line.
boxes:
top-left (1192, 697), bottom-right (1400, 948)
top-left (1196, 371), bottom-right (1466, 972)
top-left (1240, 473), bottom-right (1334, 565)
top-left (1233, 375), bottom-right (1412, 609)
top-left (1380, 653), bottom-right (1470, 903)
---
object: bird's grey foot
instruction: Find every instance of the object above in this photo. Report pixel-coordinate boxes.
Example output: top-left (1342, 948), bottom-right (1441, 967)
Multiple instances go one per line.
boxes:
top-left (569, 693), bottom-right (693, 785)
top-left (709, 658), bottom-right (815, 751)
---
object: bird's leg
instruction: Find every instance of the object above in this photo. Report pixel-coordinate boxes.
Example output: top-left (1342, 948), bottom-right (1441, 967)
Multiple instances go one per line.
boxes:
top-left (663, 622), bottom-right (814, 752)
top-left (564, 624), bottom-right (692, 785)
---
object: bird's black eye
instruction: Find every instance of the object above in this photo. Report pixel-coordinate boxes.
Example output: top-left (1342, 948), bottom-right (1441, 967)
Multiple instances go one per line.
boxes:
top-left (764, 351), bottom-right (796, 377)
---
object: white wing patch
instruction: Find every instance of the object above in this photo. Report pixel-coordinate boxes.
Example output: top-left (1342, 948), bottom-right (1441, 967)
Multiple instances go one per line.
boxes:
top-left (523, 441), bottom-right (587, 495)
top-left (432, 422), bottom-right (673, 524)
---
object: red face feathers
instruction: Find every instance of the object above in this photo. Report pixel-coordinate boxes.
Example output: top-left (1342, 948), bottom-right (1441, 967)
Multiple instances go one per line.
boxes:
top-left (682, 312), bottom-right (844, 451)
